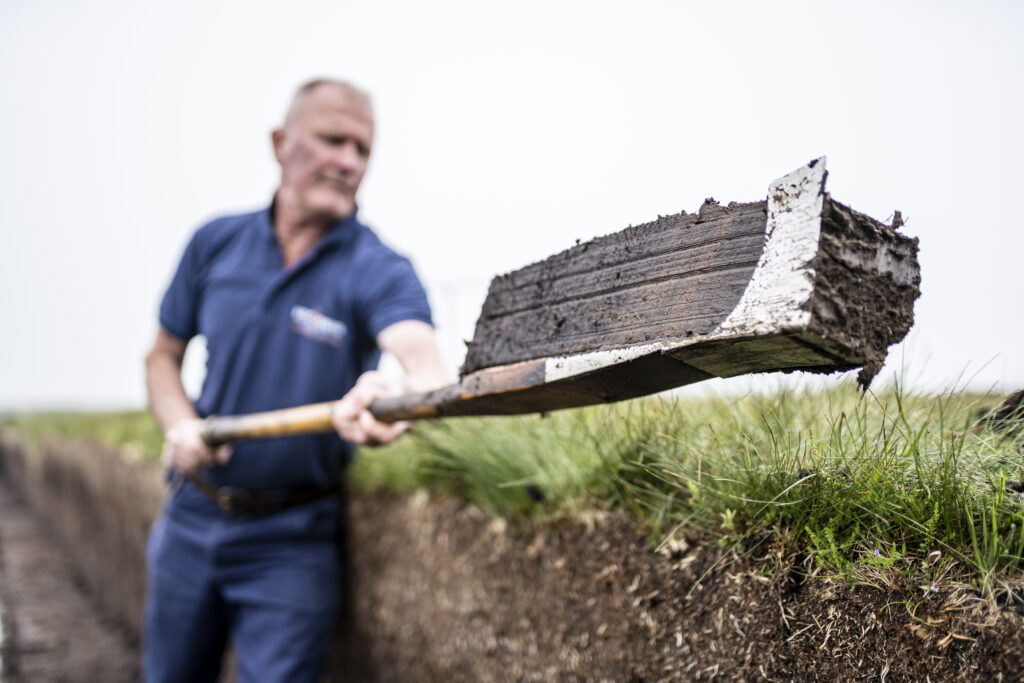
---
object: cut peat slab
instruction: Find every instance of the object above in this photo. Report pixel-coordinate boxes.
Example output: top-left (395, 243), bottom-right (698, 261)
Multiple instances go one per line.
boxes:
top-left (201, 158), bottom-right (921, 444)
top-left (435, 158), bottom-right (919, 414)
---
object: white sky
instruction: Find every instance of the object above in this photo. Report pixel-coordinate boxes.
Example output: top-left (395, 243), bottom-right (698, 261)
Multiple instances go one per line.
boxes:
top-left (1, 0), bottom-right (1022, 409)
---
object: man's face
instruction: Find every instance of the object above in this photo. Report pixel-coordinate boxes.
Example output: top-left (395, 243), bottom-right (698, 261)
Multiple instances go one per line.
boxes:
top-left (272, 85), bottom-right (375, 222)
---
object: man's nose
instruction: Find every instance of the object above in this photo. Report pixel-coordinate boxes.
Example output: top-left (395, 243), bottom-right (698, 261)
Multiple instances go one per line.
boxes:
top-left (333, 142), bottom-right (364, 172)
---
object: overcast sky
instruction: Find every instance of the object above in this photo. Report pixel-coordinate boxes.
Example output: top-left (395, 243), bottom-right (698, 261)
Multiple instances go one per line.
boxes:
top-left (2, 0), bottom-right (1021, 409)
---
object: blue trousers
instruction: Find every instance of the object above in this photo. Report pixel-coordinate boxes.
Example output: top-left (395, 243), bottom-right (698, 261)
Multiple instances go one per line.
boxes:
top-left (143, 483), bottom-right (341, 683)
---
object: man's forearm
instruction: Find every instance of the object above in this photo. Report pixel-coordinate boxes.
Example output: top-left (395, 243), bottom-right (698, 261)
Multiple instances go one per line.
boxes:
top-left (145, 344), bottom-right (198, 435)
top-left (377, 320), bottom-right (452, 392)
top-left (146, 341), bottom-right (231, 472)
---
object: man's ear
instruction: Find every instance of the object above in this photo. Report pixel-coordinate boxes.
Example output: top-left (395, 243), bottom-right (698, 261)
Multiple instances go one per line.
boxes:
top-left (271, 128), bottom-right (285, 164)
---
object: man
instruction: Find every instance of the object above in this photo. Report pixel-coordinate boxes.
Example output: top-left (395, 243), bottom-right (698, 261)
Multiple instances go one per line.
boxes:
top-left (143, 79), bottom-right (448, 682)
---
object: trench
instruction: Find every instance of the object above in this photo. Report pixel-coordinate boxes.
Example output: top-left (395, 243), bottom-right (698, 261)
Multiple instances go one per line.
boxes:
top-left (1, 434), bottom-right (1023, 682)
top-left (0, 476), bottom-right (137, 682)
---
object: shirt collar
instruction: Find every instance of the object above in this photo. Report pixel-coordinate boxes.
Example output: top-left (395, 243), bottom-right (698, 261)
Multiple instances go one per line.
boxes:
top-left (321, 206), bottom-right (361, 249)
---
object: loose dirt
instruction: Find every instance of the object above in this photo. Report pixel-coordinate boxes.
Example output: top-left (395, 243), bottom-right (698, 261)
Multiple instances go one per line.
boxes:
top-left (809, 198), bottom-right (920, 388)
top-left (0, 479), bottom-right (137, 682)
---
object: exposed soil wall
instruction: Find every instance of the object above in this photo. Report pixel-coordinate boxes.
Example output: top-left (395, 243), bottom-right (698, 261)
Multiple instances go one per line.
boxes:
top-left (2, 436), bottom-right (1023, 681)
top-left (342, 495), bottom-right (1024, 682)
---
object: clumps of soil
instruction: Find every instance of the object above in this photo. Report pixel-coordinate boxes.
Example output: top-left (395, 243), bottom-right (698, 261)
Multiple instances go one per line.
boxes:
top-left (978, 389), bottom-right (1024, 438)
top-left (807, 198), bottom-right (921, 389)
top-left (336, 493), bottom-right (1024, 681)
top-left (992, 390), bottom-right (1024, 423)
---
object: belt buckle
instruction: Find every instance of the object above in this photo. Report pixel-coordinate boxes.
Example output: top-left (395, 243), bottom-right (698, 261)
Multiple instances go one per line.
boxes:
top-left (216, 486), bottom-right (252, 514)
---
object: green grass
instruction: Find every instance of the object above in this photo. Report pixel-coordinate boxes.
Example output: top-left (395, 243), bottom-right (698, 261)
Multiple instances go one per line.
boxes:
top-left (1, 410), bottom-right (164, 462)
top-left (353, 380), bottom-right (1024, 594)
top-left (5, 382), bottom-right (1024, 594)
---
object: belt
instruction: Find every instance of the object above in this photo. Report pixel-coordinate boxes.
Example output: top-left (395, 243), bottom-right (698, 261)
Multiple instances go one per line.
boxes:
top-left (188, 474), bottom-right (341, 516)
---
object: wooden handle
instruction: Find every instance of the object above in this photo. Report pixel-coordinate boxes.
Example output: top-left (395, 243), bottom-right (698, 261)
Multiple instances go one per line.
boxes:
top-left (367, 384), bottom-right (462, 422)
top-left (201, 401), bottom-right (337, 446)
top-left (199, 384), bottom-right (462, 446)
top-left (198, 356), bottom-right (583, 446)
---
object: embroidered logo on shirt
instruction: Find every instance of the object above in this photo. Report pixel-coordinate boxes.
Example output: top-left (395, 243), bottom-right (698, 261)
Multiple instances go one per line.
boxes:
top-left (290, 305), bottom-right (347, 347)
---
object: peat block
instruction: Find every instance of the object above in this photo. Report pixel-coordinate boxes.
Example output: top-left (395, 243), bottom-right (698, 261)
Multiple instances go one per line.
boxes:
top-left (462, 160), bottom-right (920, 391)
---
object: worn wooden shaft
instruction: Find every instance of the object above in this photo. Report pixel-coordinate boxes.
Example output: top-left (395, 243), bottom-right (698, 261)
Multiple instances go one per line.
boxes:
top-left (200, 392), bottom-right (454, 446)
top-left (201, 401), bottom-right (336, 446)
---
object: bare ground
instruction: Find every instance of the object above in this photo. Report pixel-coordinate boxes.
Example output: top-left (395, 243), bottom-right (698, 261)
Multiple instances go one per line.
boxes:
top-left (0, 479), bottom-right (137, 682)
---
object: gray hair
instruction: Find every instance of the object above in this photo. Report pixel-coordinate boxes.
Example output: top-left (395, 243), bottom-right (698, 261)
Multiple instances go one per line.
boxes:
top-left (292, 78), bottom-right (372, 111)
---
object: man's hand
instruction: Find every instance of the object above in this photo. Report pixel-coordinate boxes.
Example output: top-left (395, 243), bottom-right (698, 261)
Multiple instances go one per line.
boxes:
top-left (161, 417), bottom-right (232, 474)
top-left (333, 320), bottom-right (450, 447)
top-left (331, 371), bottom-right (410, 446)
top-left (147, 328), bottom-right (232, 475)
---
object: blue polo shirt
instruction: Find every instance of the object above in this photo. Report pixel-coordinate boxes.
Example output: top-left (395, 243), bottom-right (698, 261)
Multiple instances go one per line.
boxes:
top-left (159, 204), bottom-right (432, 491)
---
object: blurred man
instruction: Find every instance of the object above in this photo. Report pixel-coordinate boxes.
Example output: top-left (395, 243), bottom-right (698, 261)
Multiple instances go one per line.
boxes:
top-left (143, 79), bottom-right (448, 683)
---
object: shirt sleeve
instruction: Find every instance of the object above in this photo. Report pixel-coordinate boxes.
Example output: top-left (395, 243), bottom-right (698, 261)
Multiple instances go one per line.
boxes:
top-left (361, 255), bottom-right (434, 339)
top-left (158, 230), bottom-right (205, 341)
